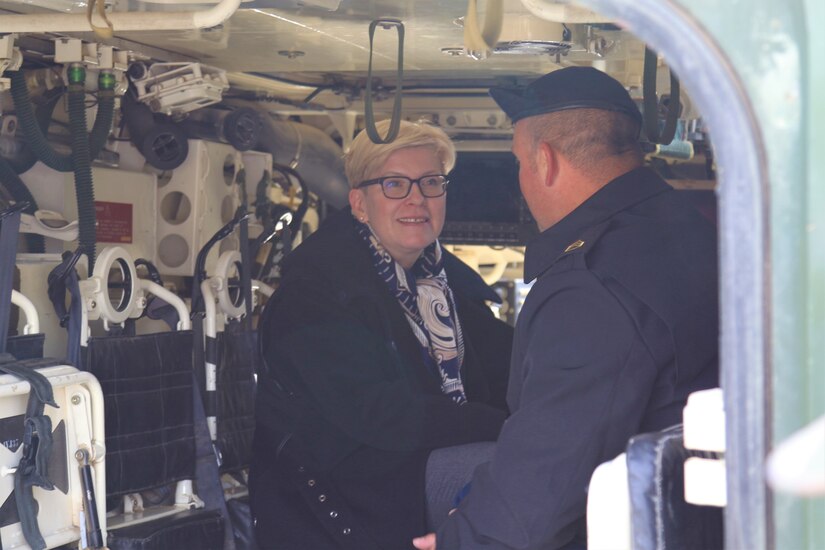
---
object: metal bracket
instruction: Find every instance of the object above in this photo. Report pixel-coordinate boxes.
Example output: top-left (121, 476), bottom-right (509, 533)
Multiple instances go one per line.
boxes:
top-left (54, 38), bottom-right (129, 92)
top-left (0, 35), bottom-right (23, 93)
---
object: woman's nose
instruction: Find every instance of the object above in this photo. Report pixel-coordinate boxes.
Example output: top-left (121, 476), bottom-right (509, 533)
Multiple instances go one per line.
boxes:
top-left (405, 181), bottom-right (426, 204)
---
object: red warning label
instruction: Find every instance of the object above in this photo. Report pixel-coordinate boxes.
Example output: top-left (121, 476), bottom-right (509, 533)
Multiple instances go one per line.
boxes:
top-left (95, 201), bottom-right (133, 243)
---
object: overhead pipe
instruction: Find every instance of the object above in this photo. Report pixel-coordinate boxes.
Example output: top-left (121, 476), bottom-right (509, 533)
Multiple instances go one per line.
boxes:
top-left (257, 117), bottom-right (350, 209)
top-left (180, 107), bottom-right (263, 151)
top-left (11, 289), bottom-right (40, 335)
top-left (0, 0), bottom-right (241, 33)
top-left (520, 0), bottom-right (613, 23)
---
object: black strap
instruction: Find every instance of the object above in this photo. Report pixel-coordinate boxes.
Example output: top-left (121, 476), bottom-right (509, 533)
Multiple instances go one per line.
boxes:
top-left (134, 259), bottom-right (180, 329)
top-left (47, 250), bottom-right (84, 367)
top-left (192, 370), bottom-right (236, 550)
top-left (364, 18), bottom-right (404, 144)
top-left (236, 170), bottom-right (254, 329)
top-left (643, 46), bottom-right (681, 145)
top-left (0, 356), bottom-right (59, 550)
top-left (0, 203), bottom-right (26, 354)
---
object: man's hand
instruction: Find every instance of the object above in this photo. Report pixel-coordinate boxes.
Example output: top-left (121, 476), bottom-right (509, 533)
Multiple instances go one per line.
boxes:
top-left (412, 533), bottom-right (436, 550)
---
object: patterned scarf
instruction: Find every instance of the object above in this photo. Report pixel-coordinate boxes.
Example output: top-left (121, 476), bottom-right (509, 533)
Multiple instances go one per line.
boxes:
top-left (355, 220), bottom-right (467, 404)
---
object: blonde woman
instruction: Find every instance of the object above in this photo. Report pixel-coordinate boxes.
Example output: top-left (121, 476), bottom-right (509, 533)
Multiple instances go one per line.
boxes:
top-left (251, 120), bottom-right (512, 549)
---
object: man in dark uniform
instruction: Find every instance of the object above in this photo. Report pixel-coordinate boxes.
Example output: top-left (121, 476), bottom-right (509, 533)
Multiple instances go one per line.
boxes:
top-left (413, 66), bottom-right (719, 549)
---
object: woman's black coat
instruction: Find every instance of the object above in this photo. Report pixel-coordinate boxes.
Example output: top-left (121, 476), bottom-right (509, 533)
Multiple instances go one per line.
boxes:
top-left (250, 209), bottom-right (512, 549)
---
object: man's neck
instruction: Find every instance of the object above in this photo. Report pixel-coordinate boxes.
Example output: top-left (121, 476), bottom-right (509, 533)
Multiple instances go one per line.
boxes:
top-left (542, 157), bottom-right (643, 231)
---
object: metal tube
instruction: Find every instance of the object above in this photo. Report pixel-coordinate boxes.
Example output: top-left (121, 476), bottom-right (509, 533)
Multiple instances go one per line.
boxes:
top-left (0, 0), bottom-right (241, 33)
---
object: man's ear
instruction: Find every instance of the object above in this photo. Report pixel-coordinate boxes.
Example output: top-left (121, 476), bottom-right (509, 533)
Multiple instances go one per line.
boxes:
top-left (349, 188), bottom-right (367, 222)
top-left (538, 142), bottom-right (559, 187)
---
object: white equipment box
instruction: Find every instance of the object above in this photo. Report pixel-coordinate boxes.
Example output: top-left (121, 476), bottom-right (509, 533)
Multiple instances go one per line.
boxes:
top-left (0, 365), bottom-right (106, 549)
top-left (156, 139), bottom-right (242, 276)
top-left (21, 164), bottom-right (158, 264)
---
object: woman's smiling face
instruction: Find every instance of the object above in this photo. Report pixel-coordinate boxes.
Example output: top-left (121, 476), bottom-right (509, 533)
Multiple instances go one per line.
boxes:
top-left (349, 146), bottom-right (447, 269)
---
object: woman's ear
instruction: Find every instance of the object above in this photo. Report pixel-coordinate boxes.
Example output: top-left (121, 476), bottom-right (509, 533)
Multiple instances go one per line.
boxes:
top-left (349, 188), bottom-right (368, 223)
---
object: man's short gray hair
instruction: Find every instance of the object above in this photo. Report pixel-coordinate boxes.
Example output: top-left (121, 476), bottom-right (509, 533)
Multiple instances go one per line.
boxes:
top-left (523, 109), bottom-right (643, 173)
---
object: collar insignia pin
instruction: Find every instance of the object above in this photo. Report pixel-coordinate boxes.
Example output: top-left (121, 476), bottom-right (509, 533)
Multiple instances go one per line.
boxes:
top-left (564, 240), bottom-right (585, 253)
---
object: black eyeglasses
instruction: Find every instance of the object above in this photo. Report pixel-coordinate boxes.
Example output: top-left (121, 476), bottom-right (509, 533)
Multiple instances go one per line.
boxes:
top-left (356, 174), bottom-right (449, 199)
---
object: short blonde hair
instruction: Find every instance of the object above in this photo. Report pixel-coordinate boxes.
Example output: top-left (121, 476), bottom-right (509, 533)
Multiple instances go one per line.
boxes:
top-left (344, 120), bottom-right (456, 188)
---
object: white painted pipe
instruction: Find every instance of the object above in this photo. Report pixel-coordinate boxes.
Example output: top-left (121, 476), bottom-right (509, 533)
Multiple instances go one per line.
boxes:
top-left (0, 0), bottom-right (241, 33)
top-left (252, 279), bottom-right (274, 298)
top-left (520, 0), bottom-right (613, 23)
top-left (139, 279), bottom-right (192, 331)
top-left (10, 289), bottom-right (39, 334)
top-left (201, 279), bottom-right (218, 343)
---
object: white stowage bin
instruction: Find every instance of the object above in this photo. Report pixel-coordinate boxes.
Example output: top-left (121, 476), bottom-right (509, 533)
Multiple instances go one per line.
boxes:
top-left (586, 452), bottom-right (632, 550)
top-left (682, 387), bottom-right (725, 453)
top-left (0, 365), bottom-right (106, 549)
top-left (682, 387), bottom-right (727, 507)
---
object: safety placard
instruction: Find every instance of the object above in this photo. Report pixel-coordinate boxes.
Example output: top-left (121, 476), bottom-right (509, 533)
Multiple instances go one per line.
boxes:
top-left (95, 201), bottom-right (133, 243)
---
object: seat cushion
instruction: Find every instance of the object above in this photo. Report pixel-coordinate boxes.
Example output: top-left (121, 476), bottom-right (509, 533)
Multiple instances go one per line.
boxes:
top-left (107, 508), bottom-right (224, 550)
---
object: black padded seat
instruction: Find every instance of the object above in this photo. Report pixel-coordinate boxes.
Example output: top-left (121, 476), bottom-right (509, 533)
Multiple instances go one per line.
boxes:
top-left (107, 508), bottom-right (224, 550)
top-left (626, 425), bottom-right (724, 550)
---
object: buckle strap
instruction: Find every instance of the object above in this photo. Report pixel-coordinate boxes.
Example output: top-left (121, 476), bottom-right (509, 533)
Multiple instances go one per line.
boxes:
top-left (21, 415), bottom-right (56, 490)
top-left (0, 359), bottom-right (60, 550)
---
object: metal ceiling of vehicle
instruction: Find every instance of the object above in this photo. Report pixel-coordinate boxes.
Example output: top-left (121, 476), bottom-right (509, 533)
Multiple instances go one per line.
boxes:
top-left (0, 0), bottom-right (643, 90)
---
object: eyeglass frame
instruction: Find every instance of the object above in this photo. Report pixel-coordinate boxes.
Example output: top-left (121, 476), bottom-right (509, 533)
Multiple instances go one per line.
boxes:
top-left (354, 174), bottom-right (450, 199)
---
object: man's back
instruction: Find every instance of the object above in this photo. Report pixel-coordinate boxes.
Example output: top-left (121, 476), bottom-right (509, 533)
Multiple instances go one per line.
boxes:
top-left (437, 167), bottom-right (718, 549)
top-left (513, 166), bottom-right (718, 429)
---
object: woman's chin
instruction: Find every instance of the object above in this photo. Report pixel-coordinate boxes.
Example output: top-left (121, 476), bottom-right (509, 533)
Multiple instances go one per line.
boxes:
top-left (407, 241), bottom-right (438, 259)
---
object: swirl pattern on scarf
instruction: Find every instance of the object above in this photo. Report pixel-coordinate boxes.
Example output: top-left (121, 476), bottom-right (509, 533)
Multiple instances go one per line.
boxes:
top-left (355, 219), bottom-right (467, 404)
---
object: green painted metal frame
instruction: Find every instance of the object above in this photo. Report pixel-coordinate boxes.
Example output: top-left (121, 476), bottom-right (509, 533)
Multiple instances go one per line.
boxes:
top-left (574, 0), bottom-right (824, 548)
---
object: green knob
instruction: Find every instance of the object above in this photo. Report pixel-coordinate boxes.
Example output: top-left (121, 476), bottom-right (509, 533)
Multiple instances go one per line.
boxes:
top-left (67, 64), bottom-right (86, 85)
top-left (99, 71), bottom-right (116, 91)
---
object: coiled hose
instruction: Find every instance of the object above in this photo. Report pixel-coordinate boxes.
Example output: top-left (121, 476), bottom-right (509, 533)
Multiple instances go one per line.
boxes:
top-left (7, 87), bottom-right (64, 175)
top-left (67, 65), bottom-right (96, 270)
top-left (9, 70), bottom-right (115, 172)
top-left (89, 83), bottom-right (116, 163)
top-left (0, 156), bottom-right (45, 252)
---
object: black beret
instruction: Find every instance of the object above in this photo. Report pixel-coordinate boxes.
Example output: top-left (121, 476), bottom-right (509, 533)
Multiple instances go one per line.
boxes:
top-left (489, 66), bottom-right (642, 125)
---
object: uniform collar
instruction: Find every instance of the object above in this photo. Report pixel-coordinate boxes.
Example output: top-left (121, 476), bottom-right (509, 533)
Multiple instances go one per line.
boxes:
top-left (523, 167), bottom-right (672, 282)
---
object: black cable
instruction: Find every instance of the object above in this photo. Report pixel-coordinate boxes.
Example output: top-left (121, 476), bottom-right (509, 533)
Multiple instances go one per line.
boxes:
top-left (191, 208), bottom-right (249, 318)
top-left (254, 164), bottom-right (310, 282)
top-left (246, 71), bottom-right (517, 93)
top-left (134, 258), bottom-right (163, 286)
top-left (302, 87), bottom-right (323, 103)
top-left (247, 72), bottom-right (335, 89)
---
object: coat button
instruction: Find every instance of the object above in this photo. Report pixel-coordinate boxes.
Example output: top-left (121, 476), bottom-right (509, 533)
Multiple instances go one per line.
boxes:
top-left (307, 479), bottom-right (315, 487)
top-left (342, 528), bottom-right (351, 535)
top-left (297, 466), bottom-right (305, 473)
top-left (330, 511), bottom-right (338, 519)
top-left (318, 494), bottom-right (326, 502)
